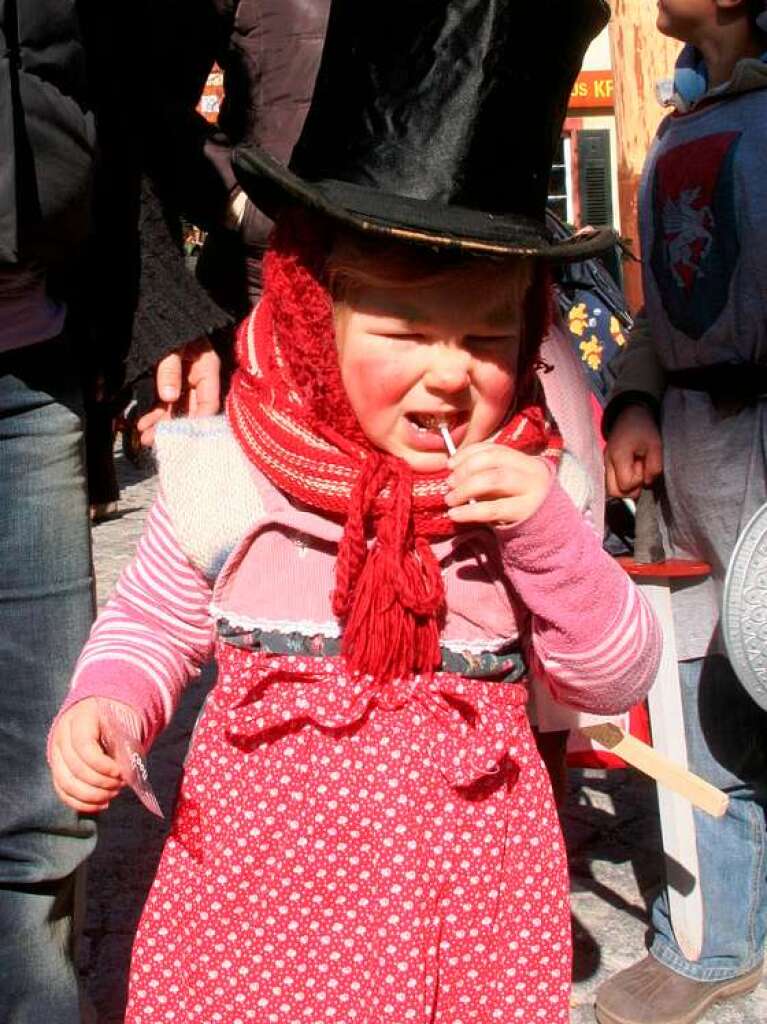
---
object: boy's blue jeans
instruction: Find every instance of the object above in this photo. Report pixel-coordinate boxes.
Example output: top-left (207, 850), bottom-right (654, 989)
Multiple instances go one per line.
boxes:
top-left (0, 338), bottom-right (97, 1022)
top-left (651, 655), bottom-right (767, 981)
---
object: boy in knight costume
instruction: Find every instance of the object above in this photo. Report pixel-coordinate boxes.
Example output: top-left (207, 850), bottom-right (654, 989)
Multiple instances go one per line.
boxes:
top-left (600, 2), bottom-right (767, 1022)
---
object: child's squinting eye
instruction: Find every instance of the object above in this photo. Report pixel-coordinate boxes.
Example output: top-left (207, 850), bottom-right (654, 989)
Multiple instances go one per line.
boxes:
top-left (366, 324), bottom-right (517, 348)
top-left (375, 330), bottom-right (428, 342)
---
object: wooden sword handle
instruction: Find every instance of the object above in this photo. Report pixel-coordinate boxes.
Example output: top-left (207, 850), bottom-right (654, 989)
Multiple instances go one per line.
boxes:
top-left (580, 723), bottom-right (729, 819)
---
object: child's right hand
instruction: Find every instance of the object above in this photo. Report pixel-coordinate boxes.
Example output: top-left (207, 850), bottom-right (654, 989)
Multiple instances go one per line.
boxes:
top-left (605, 404), bottom-right (664, 500)
top-left (49, 697), bottom-right (127, 813)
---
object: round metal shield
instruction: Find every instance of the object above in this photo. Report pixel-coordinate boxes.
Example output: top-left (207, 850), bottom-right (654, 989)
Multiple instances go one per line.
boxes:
top-left (723, 502), bottom-right (767, 710)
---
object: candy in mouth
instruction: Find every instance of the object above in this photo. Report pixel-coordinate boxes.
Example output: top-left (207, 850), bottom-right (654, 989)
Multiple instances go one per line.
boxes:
top-left (407, 412), bottom-right (459, 432)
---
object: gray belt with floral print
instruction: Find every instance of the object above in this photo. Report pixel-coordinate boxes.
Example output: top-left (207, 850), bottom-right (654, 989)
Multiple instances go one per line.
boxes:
top-left (217, 619), bottom-right (527, 683)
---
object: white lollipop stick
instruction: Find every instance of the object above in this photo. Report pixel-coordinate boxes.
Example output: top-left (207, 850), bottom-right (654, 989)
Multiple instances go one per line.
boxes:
top-left (438, 420), bottom-right (457, 457)
top-left (439, 418), bottom-right (476, 505)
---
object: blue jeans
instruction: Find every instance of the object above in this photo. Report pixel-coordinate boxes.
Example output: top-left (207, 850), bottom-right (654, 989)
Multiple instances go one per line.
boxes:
top-left (0, 338), bottom-right (97, 1022)
top-left (651, 655), bottom-right (767, 981)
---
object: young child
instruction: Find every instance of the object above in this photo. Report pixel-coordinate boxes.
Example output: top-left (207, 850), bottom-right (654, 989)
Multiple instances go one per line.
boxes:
top-left (52, 212), bottom-right (660, 1022)
top-left (51, 2), bottom-right (661, 1021)
top-left (599, 3), bottom-right (767, 1023)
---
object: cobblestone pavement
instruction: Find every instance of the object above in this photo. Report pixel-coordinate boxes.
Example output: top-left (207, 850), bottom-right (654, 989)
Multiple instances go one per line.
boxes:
top-left (80, 450), bottom-right (767, 1023)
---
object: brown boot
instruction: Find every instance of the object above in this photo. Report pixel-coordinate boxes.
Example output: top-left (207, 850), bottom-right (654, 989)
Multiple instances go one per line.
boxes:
top-left (594, 955), bottom-right (763, 1024)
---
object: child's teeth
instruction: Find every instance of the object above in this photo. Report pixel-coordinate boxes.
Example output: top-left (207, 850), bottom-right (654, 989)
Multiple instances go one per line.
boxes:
top-left (409, 413), bottom-right (457, 433)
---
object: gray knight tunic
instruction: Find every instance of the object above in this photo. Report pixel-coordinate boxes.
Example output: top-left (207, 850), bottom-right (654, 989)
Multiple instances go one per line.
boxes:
top-left (636, 63), bottom-right (767, 660)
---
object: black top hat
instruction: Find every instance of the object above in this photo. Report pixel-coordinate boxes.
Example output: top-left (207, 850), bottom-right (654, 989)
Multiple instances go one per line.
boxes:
top-left (234, 0), bottom-right (615, 262)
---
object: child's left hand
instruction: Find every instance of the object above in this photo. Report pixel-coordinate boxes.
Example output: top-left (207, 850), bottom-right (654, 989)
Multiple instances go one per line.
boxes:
top-left (445, 443), bottom-right (552, 526)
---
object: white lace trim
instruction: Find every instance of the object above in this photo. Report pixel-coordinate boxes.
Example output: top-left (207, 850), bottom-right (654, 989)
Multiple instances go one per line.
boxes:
top-left (210, 603), bottom-right (342, 638)
top-left (441, 636), bottom-right (519, 654)
top-left (210, 602), bottom-right (519, 653)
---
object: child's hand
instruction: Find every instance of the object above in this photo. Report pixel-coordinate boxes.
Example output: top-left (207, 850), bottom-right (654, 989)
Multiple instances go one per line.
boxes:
top-left (605, 404), bottom-right (663, 500)
top-left (49, 698), bottom-right (126, 813)
top-left (445, 443), bottom-right (552, 525)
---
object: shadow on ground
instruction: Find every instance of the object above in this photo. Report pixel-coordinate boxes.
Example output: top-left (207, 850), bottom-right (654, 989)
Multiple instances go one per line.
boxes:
top-left (563, 768), bottom-right (663, 986)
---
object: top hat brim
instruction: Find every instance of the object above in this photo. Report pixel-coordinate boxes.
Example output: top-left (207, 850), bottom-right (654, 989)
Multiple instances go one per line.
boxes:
top-left (723, 501), bottom-right (767, 709)
top-left (234, 145), bottom-right (618, 265)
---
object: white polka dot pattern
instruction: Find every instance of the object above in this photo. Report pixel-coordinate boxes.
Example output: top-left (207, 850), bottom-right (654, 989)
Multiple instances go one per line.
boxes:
top-left (126, 645), bottom-right (572, 1023)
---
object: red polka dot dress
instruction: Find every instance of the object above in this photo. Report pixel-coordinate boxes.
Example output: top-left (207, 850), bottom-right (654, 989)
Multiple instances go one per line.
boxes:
top-left (126, 642), bottom-right (572, 1023)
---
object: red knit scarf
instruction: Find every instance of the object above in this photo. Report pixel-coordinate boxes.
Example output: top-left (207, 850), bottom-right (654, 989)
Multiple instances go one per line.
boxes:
top-left (227, 216), bottom-right (563, 682)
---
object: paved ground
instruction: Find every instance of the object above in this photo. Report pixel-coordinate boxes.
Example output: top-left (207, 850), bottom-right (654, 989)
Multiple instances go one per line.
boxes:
top-left (79, 448), bottom-right (767, 1023)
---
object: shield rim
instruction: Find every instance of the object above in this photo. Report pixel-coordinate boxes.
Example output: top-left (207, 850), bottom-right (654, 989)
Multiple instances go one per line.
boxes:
top-left (723, 501), bottom-right (767, 709)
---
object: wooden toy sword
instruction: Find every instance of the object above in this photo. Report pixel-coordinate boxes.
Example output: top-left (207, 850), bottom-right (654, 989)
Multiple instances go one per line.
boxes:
top-left (614, 487), bottom-right (714, 962)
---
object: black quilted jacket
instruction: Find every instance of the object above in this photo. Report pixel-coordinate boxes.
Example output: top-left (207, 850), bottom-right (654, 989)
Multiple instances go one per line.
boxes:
top-left (0, 0), bottom-right (94, 266)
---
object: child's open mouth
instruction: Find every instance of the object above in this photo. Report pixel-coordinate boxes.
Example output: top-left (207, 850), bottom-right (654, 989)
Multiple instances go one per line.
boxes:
top-left (404, 411), bottom-right (468, 451)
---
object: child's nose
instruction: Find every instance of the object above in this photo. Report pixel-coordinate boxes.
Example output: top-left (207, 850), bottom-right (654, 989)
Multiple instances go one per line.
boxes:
top-left (423, 345), bottom-right (471, 392)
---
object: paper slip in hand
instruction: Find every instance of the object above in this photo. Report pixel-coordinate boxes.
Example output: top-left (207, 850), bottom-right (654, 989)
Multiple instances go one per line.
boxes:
top-left (96, 698), bottom-right (164, 818)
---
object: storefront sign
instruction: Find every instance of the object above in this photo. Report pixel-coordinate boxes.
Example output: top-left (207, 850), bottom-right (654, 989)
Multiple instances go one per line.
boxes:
top-left (570, 70), bottom-right (614, 109)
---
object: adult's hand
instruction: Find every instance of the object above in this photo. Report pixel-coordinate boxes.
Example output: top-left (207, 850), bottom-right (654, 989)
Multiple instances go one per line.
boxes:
top-left (604, 404), bottom-right (663, 499)
top-left (137, 337), bottom-right (222, 446)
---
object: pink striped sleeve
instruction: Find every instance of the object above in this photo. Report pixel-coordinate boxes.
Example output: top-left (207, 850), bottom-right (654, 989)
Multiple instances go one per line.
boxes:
top-left (498, 481), bottom-right (661, 714)
top-left (56, 495), bottom-right (216, 747)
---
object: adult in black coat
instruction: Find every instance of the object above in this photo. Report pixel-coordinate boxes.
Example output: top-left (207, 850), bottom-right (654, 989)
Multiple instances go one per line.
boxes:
top-left (0, 3), bottom-right (228, 1019)
top-left (137, 0), bottom-right (331, 318)
top-left (99, 0), bottom-right (331, 446)
top-left (70, 2), bottom-right (236, 510)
